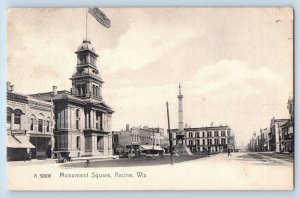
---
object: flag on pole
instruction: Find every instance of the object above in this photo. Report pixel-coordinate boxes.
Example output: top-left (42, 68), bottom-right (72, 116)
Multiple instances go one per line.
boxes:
top-left (88, 8), bottom-right (111, 28)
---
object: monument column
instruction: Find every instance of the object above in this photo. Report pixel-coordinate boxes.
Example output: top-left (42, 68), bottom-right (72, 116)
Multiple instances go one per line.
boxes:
top-left (175, 83), bottom-right (192, 155)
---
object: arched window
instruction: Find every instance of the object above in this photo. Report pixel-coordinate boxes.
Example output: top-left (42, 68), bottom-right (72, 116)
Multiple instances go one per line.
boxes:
top-left (38, 113), bottom-right (44, 133)
top-left (7, 107), bottom-right (13, 124)
top-left (30, 114), bottom-right (36, 131)
top-left (77, 84), bottom-right (81, 95)
top-left (76, 109), bottom-right (80, 130)
top-left (46, 117), bottom-right (51, 132)
top-left (92, 85), bottom-right (96, 96)
top-left (95, 86), bottom-right (98, 96)
top-left (82, 84), bottom-right (86, 95)
top-left (14, 109), bottom-right (23, 124)
top-left (76, 136), bottom-right (81, 149)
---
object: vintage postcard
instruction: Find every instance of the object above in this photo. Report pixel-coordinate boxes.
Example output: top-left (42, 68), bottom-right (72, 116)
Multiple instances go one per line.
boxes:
top-left (6, 8), bottom-right (294, 190)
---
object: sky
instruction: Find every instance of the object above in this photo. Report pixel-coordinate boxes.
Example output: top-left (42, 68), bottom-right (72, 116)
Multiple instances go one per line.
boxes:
top-left (7, 8), bottom-right (293, 147)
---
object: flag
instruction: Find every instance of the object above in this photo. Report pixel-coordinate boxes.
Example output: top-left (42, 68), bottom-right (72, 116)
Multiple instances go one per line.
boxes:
top-left (88, 8), bottom-right (111, 28)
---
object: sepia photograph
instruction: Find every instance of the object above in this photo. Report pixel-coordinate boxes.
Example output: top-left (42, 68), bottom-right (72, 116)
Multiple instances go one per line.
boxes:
top-left (6, 7), bottom-right (294, 190)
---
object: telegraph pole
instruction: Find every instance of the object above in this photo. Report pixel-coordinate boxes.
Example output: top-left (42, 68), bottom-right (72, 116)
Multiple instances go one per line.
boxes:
top-left (166, 102), bottom-right (173, 165)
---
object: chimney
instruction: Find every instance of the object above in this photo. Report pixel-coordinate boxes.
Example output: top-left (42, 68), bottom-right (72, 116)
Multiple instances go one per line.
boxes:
top-left (10, 85), bottom-right (14, 92)
top-left (6, 82), bottom-right (11, 92)
top-left (53, 86), bottom-right (57, 96)
top-left (126, 124), bottom-right (130, 131)
top-left (210, 122), bottom-right (213, 127)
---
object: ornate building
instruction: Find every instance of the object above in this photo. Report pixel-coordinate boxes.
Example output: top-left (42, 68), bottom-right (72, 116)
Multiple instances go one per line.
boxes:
top-left (171, 124), bottom-right (234, 153)
top-left (7, 82), bottom-right (55, 161)
top-left (30, 39), bottom-right (114, 158)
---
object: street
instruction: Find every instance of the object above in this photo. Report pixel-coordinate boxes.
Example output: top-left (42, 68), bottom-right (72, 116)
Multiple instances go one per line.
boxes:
top-left (7, 152), bottom-right (293, 190)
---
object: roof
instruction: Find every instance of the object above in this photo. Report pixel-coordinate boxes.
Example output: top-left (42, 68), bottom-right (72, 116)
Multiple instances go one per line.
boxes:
top-left (170, 125), bottom-right (230, 131)
top-left (7, 135), bottom-right (35, 149)
top-left (76, 39), bottom-right (98, 56)
top-left (30, 91), bottom-right (113, 113)
top-left (139, 145), bottom-right (163, 151)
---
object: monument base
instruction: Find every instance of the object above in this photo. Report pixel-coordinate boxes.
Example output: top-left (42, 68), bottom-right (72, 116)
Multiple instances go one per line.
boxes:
top-left (175, 145), bottom-right (193, 156)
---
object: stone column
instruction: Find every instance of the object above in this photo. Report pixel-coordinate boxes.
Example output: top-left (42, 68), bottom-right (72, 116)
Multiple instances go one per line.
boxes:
top-left (85, 111), bottom-right (88, 129)
top-left (102, 114), bottom-right (106, 131)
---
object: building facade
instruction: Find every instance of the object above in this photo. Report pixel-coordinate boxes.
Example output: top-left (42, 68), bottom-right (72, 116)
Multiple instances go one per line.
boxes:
top-left (269, 118), bottom-right (289, 152)
top-left (170, 124), bottom-right (234, 153)
top-left (280, 97), bottom-right (294, 153)
top-left (259, 128), bottom-right (270, 151)
top-left (29, 39), bottom-right (114, 158)
top-left (7, 83), bottom-right (55, 161)
top-left (112, 125), bottom-right (165, 154)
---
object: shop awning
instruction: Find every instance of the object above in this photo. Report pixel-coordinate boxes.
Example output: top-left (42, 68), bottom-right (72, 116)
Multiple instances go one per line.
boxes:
top-left (7, 135), bottom-right (35, 149)
top-left (139, 145), bottom-right (163, 151)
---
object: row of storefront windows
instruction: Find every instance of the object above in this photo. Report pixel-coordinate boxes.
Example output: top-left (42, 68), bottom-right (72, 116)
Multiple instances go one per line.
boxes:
top-left (187, 130), bottom-right (230, 138)
top-left (187, 138), bottom-right (226, 146)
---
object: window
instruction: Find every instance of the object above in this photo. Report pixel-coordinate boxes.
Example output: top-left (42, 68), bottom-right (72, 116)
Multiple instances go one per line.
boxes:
top-left (38, 119), bottom-right (43, 132)
top-left (221, 138), bottom-right (226, 144)
top-left (202, 139), bottom-right (205, 145)
top-left (30, 118), bottom-right (34, 131)
top-left (60, 134), bottom-right (68, 148)
top-left (208, 139), bottom-right (212, 145)
top-left (7, 108), bottom-right (13, 124)
top-left (196, 132), bottom-right (199, 138)
top-left (214, 131), bottom-right (218, 137)
top-left (76, 109), bottom-right (80, 130)
top-left (85, 136), bottom-right (92, 152)
top-left (46, 120), bottom-right (50, 132)
top-left (221, 131), bottom-right (226, 136)
top-left (214, 139), bottom-right (219, 145)
top-left (95, 86), bottom-right (98, 96)
top-left (92, 85), bottom-right (96, 96)
top-left (202, 132), bottom-right (205, 137)
top-left (113, 134), bottom-right (119, 144)
top-left (227, 131), bottom-right (231, 136)
top-left (14, 109), bottom-right (22, 124)
top-left (76, 136), bottom-right (81, 149)
top-left (208, 132), bottom-right (212, 137)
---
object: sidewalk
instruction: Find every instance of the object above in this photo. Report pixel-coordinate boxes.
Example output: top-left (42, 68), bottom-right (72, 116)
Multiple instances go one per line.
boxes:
top-left (7, 155), bottom-right (119, 166)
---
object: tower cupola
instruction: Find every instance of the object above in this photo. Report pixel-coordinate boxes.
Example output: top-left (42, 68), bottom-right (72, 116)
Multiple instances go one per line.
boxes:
top-left (70, 39), bottom-right (104, 101)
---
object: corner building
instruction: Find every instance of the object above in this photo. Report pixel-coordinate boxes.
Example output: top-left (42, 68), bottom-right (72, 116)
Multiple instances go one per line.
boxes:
top-left (170, 125), bottom-right (234, 153)
top-left (7, 83), bottom-right (55, 161)
top-left (30, 40), bottom-right (114, 157)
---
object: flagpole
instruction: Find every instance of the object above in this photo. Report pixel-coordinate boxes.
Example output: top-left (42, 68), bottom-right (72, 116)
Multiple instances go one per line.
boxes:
top-left (85, 8), bottom-right (88, 40)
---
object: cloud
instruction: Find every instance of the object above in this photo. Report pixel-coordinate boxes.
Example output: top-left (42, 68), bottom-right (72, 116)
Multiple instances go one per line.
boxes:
top-left (186, 60), bottom-right (278, 96)
top-left (101, 17), bottom-right (198, 73)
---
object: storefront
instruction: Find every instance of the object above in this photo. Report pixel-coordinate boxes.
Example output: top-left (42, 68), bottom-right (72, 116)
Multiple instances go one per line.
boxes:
top-left (29, 135), bottom-right (52, 159)
top-left (7, 135), bottom-right (35, 161)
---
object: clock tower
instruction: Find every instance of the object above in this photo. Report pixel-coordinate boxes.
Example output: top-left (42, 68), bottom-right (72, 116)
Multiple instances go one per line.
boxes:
top-left (70, 39), bottom-right (103, 101)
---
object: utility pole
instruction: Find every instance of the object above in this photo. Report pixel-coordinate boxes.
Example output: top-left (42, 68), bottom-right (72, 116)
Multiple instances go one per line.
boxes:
top-left (166, 102), bottom-right (173, 165)
top-left (152, 128), bottom-right (155, 158)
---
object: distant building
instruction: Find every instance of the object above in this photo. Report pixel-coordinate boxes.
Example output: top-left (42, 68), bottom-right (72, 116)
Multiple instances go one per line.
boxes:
top-left (280, 97), bottom-right (294, 153)
top-left (269, 118), bottom-right (289, 152)
top-left (29, 39), bottom-right (114, 158)
top-left (170, 124), bottom-right (235, 153)
top-left (112, 125), bottom-right (165, 154)
top-left (7, 82), bottom-right (55, 161)
top-left (259, 128), bottom-right (270, 151)
top-left (248, 132), bottom-right (258, 152)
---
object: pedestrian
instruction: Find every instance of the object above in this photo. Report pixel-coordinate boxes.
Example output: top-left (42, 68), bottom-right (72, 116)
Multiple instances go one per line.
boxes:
top-left (227, 149), bottom-right (231, 157)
